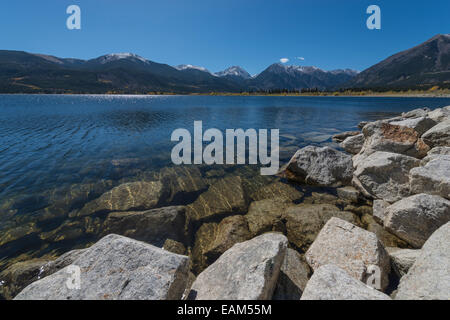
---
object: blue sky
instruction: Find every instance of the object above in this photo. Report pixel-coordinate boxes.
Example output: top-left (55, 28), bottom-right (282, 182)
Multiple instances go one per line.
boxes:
top-left (0, 0), bottom-right (448, 74)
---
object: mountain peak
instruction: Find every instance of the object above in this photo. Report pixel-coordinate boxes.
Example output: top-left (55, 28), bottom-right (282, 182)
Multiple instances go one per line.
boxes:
top-left (215, 66), bottom-right (251, 79)
top-left (174, 64), bottom-right (211, 73)
top-left (95, 53), bottom-right (149, 64)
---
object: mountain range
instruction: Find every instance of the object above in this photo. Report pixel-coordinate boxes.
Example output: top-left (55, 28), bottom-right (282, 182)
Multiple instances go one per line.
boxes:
top-left (0, 34), bottom-right (448, 94)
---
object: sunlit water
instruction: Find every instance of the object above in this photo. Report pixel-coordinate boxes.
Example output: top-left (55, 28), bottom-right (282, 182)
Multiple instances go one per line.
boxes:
top-left (1, 94), bottom-right (449, 269)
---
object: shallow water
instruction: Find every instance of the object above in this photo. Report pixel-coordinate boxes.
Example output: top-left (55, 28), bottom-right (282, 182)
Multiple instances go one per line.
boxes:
top-left (1, 95), bottom-right (449, 269)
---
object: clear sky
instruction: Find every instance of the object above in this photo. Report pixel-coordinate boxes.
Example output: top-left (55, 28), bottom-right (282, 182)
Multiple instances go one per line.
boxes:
top-left (0, 0), bottom-right (448, 74)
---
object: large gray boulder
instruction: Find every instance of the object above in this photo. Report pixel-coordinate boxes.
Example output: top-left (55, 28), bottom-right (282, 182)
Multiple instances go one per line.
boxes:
top-left (305, 217), bottom-right (390, 290)
top-left (372, 199), bottom-right (389, 225)
top-left (14, 234), bottom-right (190, 300)
top-left (357, 120), bottom-right (431, 159)
top-left (101, 206), bottom-right (186, 246)
top-left (409, 155), bottom-right (450, 200)
top-left (395, 222), bottom-right (450, 300)
top-left (402, 107), bottom-right (431, 119)
top-left (389, 117), bottom-right (437, 136)
top-left (353, 151), bottom-right (420, 203)
top-left (384, 194), bottom-right (450, 248)
top-left (188, 233), bottom-right (288, 300)
top-left (340, 134), bottom-right (364, 154)
top-left (422, 119), bottom-right (450, 148)
top-left (273, 248), bottom-right (311, 300)
top-left (385, 247), bottom-right (420, 278)
top-left (427, 107), bottom-right (450, 123)
top-left (301, 265), bottom-right (391, 300)
top-left (284, 146), bottom-right (353, 187)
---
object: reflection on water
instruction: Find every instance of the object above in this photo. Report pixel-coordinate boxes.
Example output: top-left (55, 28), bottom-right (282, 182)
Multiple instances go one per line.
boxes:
top-left (1, 95), bottom-right (449, 270)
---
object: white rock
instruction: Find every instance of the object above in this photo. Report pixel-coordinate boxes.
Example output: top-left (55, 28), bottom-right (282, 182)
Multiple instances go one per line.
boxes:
top-left (305, 217), bottom-right (390, 290)
top-left (188, 233), bottom-right (288, 300)
top-left (353, 151), bottom-right (420, 203)
top-left (385, 247), bottom-right (420, 277)
top-left (301, 265), bottom-right (391, 300)
top-left (384, 194), bottom-right (450, 248)
top-left (14, 234), bottom-right (190, 300)
top-left (422, 119), bottom-right (450, 148)
top-left (410, 155), bottom-right (450, 200)
top-left (373, 200), bottom-right (389, 225)
top-left (395, 222), bottom-right (450, 300)
top-left (340, 134), bottom-right (364, 154)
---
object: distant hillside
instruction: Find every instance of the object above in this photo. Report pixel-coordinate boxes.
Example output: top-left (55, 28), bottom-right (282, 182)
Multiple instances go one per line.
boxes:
top-left (346, 34), bottom-right (450, 90)
top-left (0, 35), bottom-right (448, 94)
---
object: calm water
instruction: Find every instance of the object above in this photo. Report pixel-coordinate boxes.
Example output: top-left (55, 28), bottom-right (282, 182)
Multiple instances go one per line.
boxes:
top-left (1, 95), bottom-right (450, 268)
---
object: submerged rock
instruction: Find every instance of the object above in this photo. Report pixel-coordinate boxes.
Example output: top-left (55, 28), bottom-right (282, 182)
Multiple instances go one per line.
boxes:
top-left (102, 206), bottom-right (186, 247)
top-left (384, 194), bottom-right (450, 248)
top-left (336, 186), bottom-right (361, 203)
top-left (245, 198), bottom-right (291, 237)
top-left (284, 146), bottom-right (353, 187)
top-left (15, 234), bottom-right (190, 300)
top-left (284, 204), bottom-right (359, 251)
top-left (163, 239), bottom-right (186, 256)
top-left (305, 217), bottom-right (390, 291)
top-left (395, 222), bottom-right (450, 300)
top-left (249, 181), bottom-right (303, 202)
top-left (360, 213), bottom-right (410, 248)
top-left (186, 176), bottom-right (247, 224)
top-left (273, 248), bottom-right (311, 300)
top-left (353, 151), bottom-right (420, 203)
top-left (0, 258), bottom-right (51, 300)
top-left (188, 233), bottom-right (288, 300)
top-left (301, 265), bottom-right (391, 300)
top-left (75, 181), bottom-right (163, 217)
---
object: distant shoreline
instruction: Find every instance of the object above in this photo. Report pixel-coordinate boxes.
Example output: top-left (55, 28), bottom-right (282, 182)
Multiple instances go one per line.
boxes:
top-left (1, 90), bottom-right (450, 98)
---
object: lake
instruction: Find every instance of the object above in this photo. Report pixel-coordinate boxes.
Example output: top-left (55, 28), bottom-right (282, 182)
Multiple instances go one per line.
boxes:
top-left (1, 95), bottom-right (450, 270)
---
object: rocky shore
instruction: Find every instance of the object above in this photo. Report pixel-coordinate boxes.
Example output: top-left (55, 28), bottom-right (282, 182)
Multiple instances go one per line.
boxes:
top-left (2, 106), bottom-right (449, 300)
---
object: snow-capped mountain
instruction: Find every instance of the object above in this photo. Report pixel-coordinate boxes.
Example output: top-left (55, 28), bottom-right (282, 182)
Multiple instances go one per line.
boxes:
top-left (249, 63), bottom-right (359, 90)
top-left (215, 66), bottom-right (252, 79)
top-left (93, 53), bottom-right (150, 65)
top-left (175, 64), bottom-right (211, 73)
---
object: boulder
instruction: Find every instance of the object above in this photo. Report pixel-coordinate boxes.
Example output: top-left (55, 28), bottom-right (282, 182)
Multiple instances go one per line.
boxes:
top-left (422, 119), bottom-right (450, 147)
top-left (14, 234), bottom-right (190, 300)
top-left (410, 155), bottom-right (450, 200)
top-left (332, 131), bottom-right (360, 143)
top-left (249, 181), bottom-right (303, 202)
top-left (402, 107), bottom-right (431, 119)
top-left (360, 214), bottom-right (410, 248)
top-left (188, 233), bottom-right (288, 300)
top-left (389, 117), bottom-right (437, 136)
top-left (358, 121), bottom-right (369, 129)
top-left (305, 217), bottom-right (390, 290)
top-left (186, 176), bottom-right (247, 224)
top-left (0, 258), bottom-right (51, 300)
top-left (158, 166), bottom-right (207, 205)
top-left (427, 107), bottom-right (450, 123)
top-left (384, 194), bottom-right (450, 248)
top-left (163, 239), bottom-right (186, 255)
top-left (385, 247), bottom-right (420, 277)
top-left (245, 199), bottom-right (291, 237)
top-left (273, 248), bottom-right (311, 300)
top-left (336, 186), bottom-right (361, 203)
top-left (301, 265), bottom-right (391, 300)
top-left (284, 204), bottom-right (359, 251)
top-left (427, 146), bottom-right (450, 156)
top-left (75, 181), bottom-right (163, 217)
top-left (395, 222), bottom-right (450, 300)
top-left (191, 223), bottom-right (218, 274)
top-left (102, 206), bottom-right (186, 246)
top-left (358, 120), bottom-right (430, 159)
top-left (372, 199), bottom-right (389, 224)
top-left (40, 248), bottom-right (88, 278)
top-left (284, 146), bottom-right (353, 187)
top-left (204, 215), bottom-right (252, 263)
top-left (353, 151), bottom-right (420, 203)
top-left (340, 134), bottom-right (364, 154)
